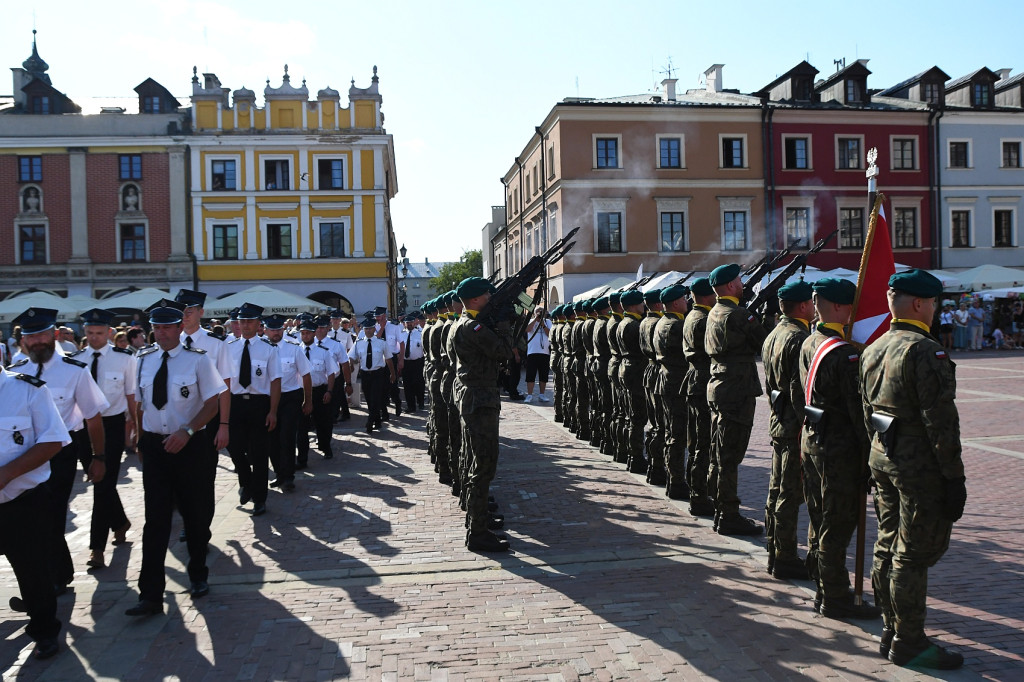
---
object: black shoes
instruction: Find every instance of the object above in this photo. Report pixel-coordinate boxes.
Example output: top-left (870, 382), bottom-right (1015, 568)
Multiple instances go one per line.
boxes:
top-left (366, 420), bottom-right (375, 433)
top-left (33, 638), bottom-right (59, 660)
top-left (239, 487), bottom-right (251, 505)
top-left (819, 593), bottom-right (882, 620)
top-left (879, 627), bottom-right (895, 658)
top-left (323, 450), bottom-right (334, 460)
top-left (251, 504), bottom-right (267, 517)
top-left (717, 515), bottom-right (763, 536)
top-left (125, 600), bottom-right (163, 617)
top-left (688, 496), bottom-right (716, 517)
top-left (888, 636), bottom-right (964, 669)
top-left (283, 481), bottom-right (296, 493)
top-left (487, 514), bottom-right (505, 530)
top-left (190, 581), bottom-right (210, 599)
top-left (771, 559), bottom-right (810, 581)
top-left (466, 530), bottom-right (510, 553)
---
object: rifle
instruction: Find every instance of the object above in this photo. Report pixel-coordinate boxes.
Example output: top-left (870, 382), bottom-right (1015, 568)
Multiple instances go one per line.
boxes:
top-left (477, 227), bottom-right (580, 339)
top-left (619, 273), bottom-right (655, 293)
top-left (741, 245), bottom-right (795, 303)
top-left (487, 268), bottom-right (501, 283)
top-left (745, 228), bottom-right (840, 315)
top-left (675, 270), bottom-right (697, 287)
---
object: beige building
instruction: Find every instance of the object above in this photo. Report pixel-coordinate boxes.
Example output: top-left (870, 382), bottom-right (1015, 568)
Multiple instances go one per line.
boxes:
top-left (500, 65), bottom-right (766, 304)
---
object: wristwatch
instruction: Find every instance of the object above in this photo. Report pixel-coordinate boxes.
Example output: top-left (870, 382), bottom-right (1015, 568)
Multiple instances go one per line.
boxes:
top-left (184, 426), bottom-right (195, 438)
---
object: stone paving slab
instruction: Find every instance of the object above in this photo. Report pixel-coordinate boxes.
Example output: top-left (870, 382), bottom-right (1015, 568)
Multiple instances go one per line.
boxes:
top-left (0, 353), bottom-right (1020, 680)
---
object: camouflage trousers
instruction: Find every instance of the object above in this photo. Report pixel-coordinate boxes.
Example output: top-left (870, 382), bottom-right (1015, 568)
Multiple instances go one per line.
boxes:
top-left (552, 358), bottom-right (563, 422)
top-left (563, 360), bottom-right (577, 431)
top-left (766, 437), bottom-right (803, 565)
top-left (593, 372), bottom-right (612, 453)
top-left (708, 397), bottom-right (755, 517)
top-left (623, 379), bottom-right (648, 468)
top-left (574, 360), bottom-right (591, 439)
top-left (644, 367), bottom-right (665, 482)
top-left (803, 446), bottom-right (860, 599)
top-left (444, 384), bottom-right (463, 495)
top-left (607, 364), bottom-right (623, 461)
top-left (686, 392), bottom-right (712, 498)
top-left (662, 391), bottom-right (689, 491)
top-left (428, 379), bottom-right (447, 473)
top-left (461, 404), bottom-right (501, 535)
top-left (871, 466), bottom-right (953, 642)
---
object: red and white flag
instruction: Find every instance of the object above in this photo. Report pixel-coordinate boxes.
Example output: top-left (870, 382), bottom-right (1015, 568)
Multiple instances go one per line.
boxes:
top-left (851, 195), bottom-right (896, 346)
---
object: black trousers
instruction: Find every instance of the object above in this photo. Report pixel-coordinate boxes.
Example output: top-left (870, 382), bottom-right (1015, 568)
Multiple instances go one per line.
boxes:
top-left (48, 429), bottom-right (91, 586)
top-left (84, 413), bottom-right (129, 552)
top-left (138, 432), bottom-right (210, 603)
top-left (227, 394), bottom-right (272, 506)
top-left (402, 357), bottom-right (425, 411)
top-left (299, 385), bottom-right (334, 463)
top-left (271, 389), bottom-right (303, 483)
top-left (386, 371), bottom-right (402, 415)
top-left (0, 485), bottom-right (61, 641)
top-left (362, 368), bottom-right (388, 425)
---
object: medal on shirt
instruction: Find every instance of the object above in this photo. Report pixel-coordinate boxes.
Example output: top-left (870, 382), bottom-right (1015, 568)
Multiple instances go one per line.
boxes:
top-left (256, 367), bottom-right (263, 376)
top-left (180, 386), bottom-right (190, 398)
top-left (13, 430), bottom-right (23, 446)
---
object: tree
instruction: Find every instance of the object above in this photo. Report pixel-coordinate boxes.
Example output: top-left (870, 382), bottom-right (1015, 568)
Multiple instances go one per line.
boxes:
top-left (430, 249), bottom-right (483, 295)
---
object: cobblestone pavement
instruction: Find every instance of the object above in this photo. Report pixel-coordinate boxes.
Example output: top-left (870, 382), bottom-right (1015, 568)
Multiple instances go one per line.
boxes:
top-left (0, 352), bottom-right (1020, 680)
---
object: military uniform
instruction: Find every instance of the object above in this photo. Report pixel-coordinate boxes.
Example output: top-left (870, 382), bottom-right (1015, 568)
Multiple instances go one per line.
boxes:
top-left (438, 303), bottom-right (464, 495)
top-left (550, 307), bottom-right (564, 423)
top-left (653, 285), bottom-right (690, 498)
top-left (682, 301), bottom-right (714, 509)
top-left (573, 304), bottom-right (593, 443)
top-left (400, 320), bottom-right (426, 412)
top-left (639, 295), bottom-right (665, 485)
top-left (605, 298), bottom-right (625, 462)
top-left (590, 301), bottom-right (612, 453)
top-left (617, 294), bottom-right (648, 474)
top-left (268, 316), bottom-right (312, 487)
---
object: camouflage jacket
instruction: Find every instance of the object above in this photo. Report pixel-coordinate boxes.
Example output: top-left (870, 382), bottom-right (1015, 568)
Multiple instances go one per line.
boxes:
top-left (422, 321), bottom-right (436, 384)
top-left (450, 312), bottom-right (511, 413)
top-left (639, 313), bottom-right (661, 389)
top-left (762, 316), bottom-right (809, 439)
top-left (860, 321), bottom-right (964, 480)
top-left (798, 326), bottom-right (868, 462)
top-left (592, 316), bottom-right (610, 377)
top-left (617, 312), bottom-right (646, 382)
top-left (682, 305), bottom-right (711, 397)
top-left (654, 312), bottom-right (687, 397)
top-left (606, 315), bottom-right (623, 381)
top-left (706, 298), bottom-right (767, 402)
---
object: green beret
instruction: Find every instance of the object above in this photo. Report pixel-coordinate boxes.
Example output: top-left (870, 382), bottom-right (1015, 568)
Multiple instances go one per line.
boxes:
top-left (689, 277), bottom-right (714, 297)
top-left (812, 277), bottom-right (857, 305)
top-left (608, 291), bottom-right (622, 305)
top-left (643, 288), bottom-right (662, 304)
top-left (709, 263), bottom-right (741, 287)
top-left (621, 290), bottom-right (644, 307)
top-left (456, 276), bottom-right (491, 300)
top-left (660, 284), bottom-right (689, 304)
top-left (889, 269), bottom-right (943, 298)
top-left (777, 280), bottom-right (813, 302)
top-left (593, 296), bottom-right (610, 311)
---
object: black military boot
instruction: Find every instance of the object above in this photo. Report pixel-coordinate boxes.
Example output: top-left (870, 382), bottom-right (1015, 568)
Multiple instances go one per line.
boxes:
top-left (466, 530), bottom-right (510, 553)
top-left (627, 455), bottom-right (647, 474)
top-left (888, 636), bottom-right (964, 670)
top-left (717, 515), bottom-right (763, 536)
top-left (688, 495), bottom-right (715, 517)
top-left (771, 558), bottom-right (810, 581)
top-left (879, 627), bottom-right (895, 659)
top-left (819, 592), bottom-right (882, 620)
top-left (712, 511), bottom-right (721, 533)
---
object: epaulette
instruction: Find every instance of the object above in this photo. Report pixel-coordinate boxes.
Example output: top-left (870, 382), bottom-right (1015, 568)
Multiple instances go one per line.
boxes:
top-left (14, 373), bottom-right (45, 387)
top-left (136, 346), bottom-right (160, 358)
top-left (207, 331), bottom-right (227, 341)
top-left (10, 358), bottom-right (29, 369)
top-left (285, 338), bottom-right (300, 346)
top-left (69, 348), bottom-right (86, 358)
top-left (112, 346), bottom-right (133, 355)
top-left (184, 346), bottom-right (207, 354)
top-left (261, 337), bottom-right (277, 347)
top-left (226, 337), bottom-right (239, 344)
top-left (62, 356), bottom-right (88, 368)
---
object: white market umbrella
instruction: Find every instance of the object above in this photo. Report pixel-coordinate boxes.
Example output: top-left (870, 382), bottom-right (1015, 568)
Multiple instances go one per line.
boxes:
top-left (572, 277), bottom-right (633, 302)
top-left (954, 264), bottom-right (1024, 291)
top-left (100, 287), bottom-right (171, 311)
top-left (0, 291), bottom-right (97, 325)
top-left (203, 285), bottom-right (325, 318)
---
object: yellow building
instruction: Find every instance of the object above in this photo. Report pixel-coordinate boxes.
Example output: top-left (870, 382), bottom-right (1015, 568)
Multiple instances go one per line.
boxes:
top-left (189, 66), bottom-right (398, 315)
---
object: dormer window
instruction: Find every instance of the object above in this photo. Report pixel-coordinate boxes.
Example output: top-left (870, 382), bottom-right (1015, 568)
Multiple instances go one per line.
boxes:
top-left (845, 80), bottom-right (862, 104)
top-left (973, 83), bottom-right (991, 107)
top-left (923, 82), bottom-right (942, 104)
top-left (142, 96), bottom-right (161, 113)
top-left (795, 78), bottom-right (812, 101)
top-left (31, 95), bottom-right (50, 114)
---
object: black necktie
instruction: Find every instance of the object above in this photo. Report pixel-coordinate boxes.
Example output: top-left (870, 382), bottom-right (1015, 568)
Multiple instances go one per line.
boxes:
top-left (239, 340), bottom-right (252, 388)
top-left (364, 338), bottom-right (372, 370)
top-left (152, 351), bottom-right (169, 409)
top-left (305, 346), bottom-right (310, 360)
top-left (405, 334), bottom-right (411, 358)
top-left (91, 352), bottom-right (100, 381)
top-left (185, 336), bottom-right (193, 349)
top-left (35, 362), bottom-right (43, 379)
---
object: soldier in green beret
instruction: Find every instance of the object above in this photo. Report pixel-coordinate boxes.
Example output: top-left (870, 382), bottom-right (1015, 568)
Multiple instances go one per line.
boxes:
top-left (860, 269), bottom-right (965, 669)
top-left (606, 293), bottom-right (627, 463)
top-left (550, 306), bottom-right (564, 423)
top-left (682, 278), bottom-right (717, 516)
top-left (573, 301), bottom-right (594, 443)
top-left (438, 292), bottom-right (464, 497)
top-left (640, 289), bottom-right (667, 485)
top-left (762, 280), bottom-right (814, 580)
top-left (590, 298), bottom-right (612, 453)
top-left (654, 285), bottom-right (690, 498)
top-left (617, 290), bottom-right (649, 473)
top-left (561, 303), bottom-right (578, 434)
top-left (800, 277), bottom-right (880, 619)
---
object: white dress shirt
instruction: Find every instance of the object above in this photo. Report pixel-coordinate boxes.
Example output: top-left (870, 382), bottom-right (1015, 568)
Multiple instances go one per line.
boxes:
top-left (75, 344), bottom-right (137, 417)
top-left (135, 343), bottom-right (227, 435)
top-left (351, 336), bottom-right (392, 371)
top-left (317, 335), bottom-right (349, 367)
top-left (225, 336), bottom-right (282, 395)
top-left (11, 353), bottom-right (109, 432)
top-left (277, 339), bottom-right (312, 393)
top-left (300, 341), bottom-right (337, 387)
top-left (0, 369), bottom-right (72, 503)
top-left (182, 328), bottom-right (232, 384)
top-left (400, 327), bottom-right (424, 360)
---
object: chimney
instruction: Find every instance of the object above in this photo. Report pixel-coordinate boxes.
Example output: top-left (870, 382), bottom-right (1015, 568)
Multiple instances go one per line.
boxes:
top-left (996, 68), bottom-right (1012, 82)
top-left (661, 78), bottom-right (677, 102)
top-left (705, 64), bottom-right (725, 93)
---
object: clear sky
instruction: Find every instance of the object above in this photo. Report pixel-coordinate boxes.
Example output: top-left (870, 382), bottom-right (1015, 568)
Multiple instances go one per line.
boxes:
top-left (3, 0), bottom-right (1021, 263)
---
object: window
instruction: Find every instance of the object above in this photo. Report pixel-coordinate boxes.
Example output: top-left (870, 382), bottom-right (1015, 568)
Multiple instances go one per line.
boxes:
top-left (923, 82), bottom-right (941, 105)
top-left (838, 138), bottom-right (861, 169)
top-left (211, 160), bottom-right (236, 190)
top-left (119, 154), bottom-right (142, 180)
top-left (846, 80), bottom-right (861, 104)
top-left (723, 211), bottom-right (747, 250)
top-left (319, 222), bottom-right (346, 257)
top-left (1003, 141), bottom-right (1022, 168)
top-left (267, 224), bottom-right (292, 259)
top-left (722, 137), bottom-right (744, 168)
top-left (893, 208), bottom-right (918, 248)
top-left (264, 159), bottom-right (290, 189)
top-left (839, 208), bottom-right (864, 249)
top-left (892, 139), bottom-right (916, 170)
top-left (142, 96), bottom-right (161, 113)
top-left (784, 138), bottom-right (809, 169)
top-left (794, 78), bottom-right (812, 102)
top-left (949, 141), bottom-right (969, 168)
top-left (317, 159), bottom-right (344, 189)
top-left (995, 210), bottom-right (1014, 247)
top-left (595, 138), bottom-right (618, 168)
top-left (973, 83), bottom-right (991, 107)
top-left (18, 156), bottom-right (42, 182)
top-left (19, 225), bottom-right (46, 264)
top-left (951, 211), bottom-right (970, 248)
top-left (31, 96), bottom-right (50, 114)
top-left (596, 212), bottom-right (622, 252)
top-left (120, 224), bottom-right (146, 262)
top-left (548, 146), bottom-right (555, 178)
top-left (213, 225), bottom-right (239, 260)
top-left (660, 138), bottom-right (682, 168)
top-left (660, 212), bottom-right (686, 252)
top-left (785, 208), bottom-right (809, 247)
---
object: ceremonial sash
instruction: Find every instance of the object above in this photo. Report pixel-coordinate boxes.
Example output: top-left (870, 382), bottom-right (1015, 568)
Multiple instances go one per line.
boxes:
top-left (803, 336), bottom-right (850, 403)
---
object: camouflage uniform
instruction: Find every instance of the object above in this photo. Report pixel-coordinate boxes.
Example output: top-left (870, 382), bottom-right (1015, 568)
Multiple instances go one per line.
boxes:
top-left (562, 317), bottom-right (578, 433)
top-left (605, 314), bottom-right (625, 462)
top-left (421, 319), bottom-right (438, 465)
top-left (617, 311), bottom-right (648, 473)
top-left (573, 315), bottom-right (593, 442)
top-left (551, 318), bottom-right (563, 423)
top-left (705, 298), bottom-right (768, 523)
top-left (581, 313), bottom-right (600, 445)
top-left (654, 311), bottom-right (689, 495)
top-left (762, 316), bottom-right (810, 572)
top-left (800, 325), bottom-right (869, 602)
top-left (682, 305), bottom-right (713, 501)
top-left (439, 316), bottom-right (463, 498)
top-left (640, 311), bottom-right (666, 485)
top-left (860, 321), bottom-right (964, 645)
top-left (592, 313), bottom-right (612, 454)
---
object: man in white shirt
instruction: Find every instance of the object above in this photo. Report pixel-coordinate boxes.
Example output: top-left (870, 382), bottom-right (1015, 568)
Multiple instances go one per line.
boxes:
top-left (77, 308), bottom-right (137, 569)
top-left (298, 318), bottom-right (342, 463)
top-left (524, 307), bottom-right (553, 403)
top-left (374, 307), bottom-right (405, 419)
top-left (224, 303), bottom-right (281, 516)
top-left (57, 327), bottom-right (79, 355)
top-left (351, 315), bottom-right (396, 433)
top-left (263, 314), bottom-right (311, 490)
top-left (328, 309), bottom-right (354, 421)
top-left (400, 314), bottom-right (426, 412)
top-left (315, 315), bottom-right (352, 424)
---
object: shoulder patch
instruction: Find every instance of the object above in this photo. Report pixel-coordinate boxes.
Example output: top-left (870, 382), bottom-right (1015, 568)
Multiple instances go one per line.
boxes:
top-left (935, 350), bottom-right (948, 359)
top-left (136, 346), bottom-right (160, 358)
top-left (10, 358), bottom-right (29, 368)
top-left (112, 346), bottom-right (133, 355)
top-left (848, 354), bottom-right (859, 362)
top-left (69, 348), bottom-right (86, 358)
top-left (14, 373), bottom-right (45, 387)
top-left (206, 331), bottom-right (226, 341)
top-left (184, 346), bottom-right (207, 354)
top-left (260, 337), bottom-right (277, 347)
top-left (62, 356), bottom-right (88, 368)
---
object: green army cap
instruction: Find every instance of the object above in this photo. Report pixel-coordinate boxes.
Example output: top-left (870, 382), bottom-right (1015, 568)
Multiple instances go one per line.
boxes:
top-left (812, 277), bottom-right (857, 305)
top-left (621, 290), bottom-right (644, 307)
top-left (889, 269), bottom-right (943, 298)
top-left (689, 277), bottom-right (714, 297)
top-left (592, 296), bottom-right (610, 311)
top-left (708, 263), bottom-right (741, 287)
top-left (643, 288), bottom-right (662, 305)
top-left (582, 300), bottom-right (594, 313)
top-left (777, 280), bottom-right (813, 302)
top-left (456, 276), bottom-right (493, 300)
top-left (608, 291), bottom-right (623, 306)
top-left (444, 290), bottom-right (458, 306)
top-left (659, 284), bottom-right (689, 304)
